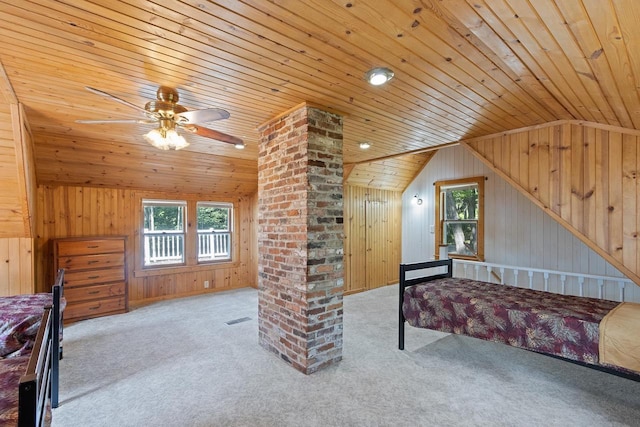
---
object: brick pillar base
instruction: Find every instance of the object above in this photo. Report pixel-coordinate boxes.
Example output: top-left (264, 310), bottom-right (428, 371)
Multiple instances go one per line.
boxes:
top-left (257, 103), bottom-right (343, 374)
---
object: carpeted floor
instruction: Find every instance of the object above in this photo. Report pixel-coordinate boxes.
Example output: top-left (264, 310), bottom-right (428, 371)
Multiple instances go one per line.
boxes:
top-left (52, 285), bottom-right (640, 427)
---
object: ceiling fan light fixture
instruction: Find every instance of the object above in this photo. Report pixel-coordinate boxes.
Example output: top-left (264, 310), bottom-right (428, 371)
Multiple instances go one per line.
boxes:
top-left (365, 67), bottom-right (394, 86)
top-left (144, 128), bottom-right (189, 150)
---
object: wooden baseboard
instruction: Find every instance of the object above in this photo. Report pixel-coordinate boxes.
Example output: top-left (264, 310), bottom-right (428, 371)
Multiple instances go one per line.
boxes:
top-left (129, 284), bottom-right (251, 309)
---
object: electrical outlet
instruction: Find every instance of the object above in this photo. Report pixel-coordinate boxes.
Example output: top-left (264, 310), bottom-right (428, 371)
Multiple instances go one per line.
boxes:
top-left (204, 280), bottom-right (210, 288)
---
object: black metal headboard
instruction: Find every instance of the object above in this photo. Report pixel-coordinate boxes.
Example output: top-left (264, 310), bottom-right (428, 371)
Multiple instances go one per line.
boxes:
top-left (398, 259), bottom-right (452, 350)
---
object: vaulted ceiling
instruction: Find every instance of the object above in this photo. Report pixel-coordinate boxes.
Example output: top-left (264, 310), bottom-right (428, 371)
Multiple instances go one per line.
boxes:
top-left (1, 0), bottom-right (639, 195)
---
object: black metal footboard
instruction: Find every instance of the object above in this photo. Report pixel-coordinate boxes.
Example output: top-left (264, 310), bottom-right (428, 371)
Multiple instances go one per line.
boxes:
top-left (51, 269), bottom-right (63, 409)
top-left (18, 308), bottom-right (52, 427)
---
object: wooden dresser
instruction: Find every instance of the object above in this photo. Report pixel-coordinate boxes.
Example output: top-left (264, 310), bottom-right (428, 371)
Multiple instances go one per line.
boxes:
top-left (53, 236), bottom-right (128, 323)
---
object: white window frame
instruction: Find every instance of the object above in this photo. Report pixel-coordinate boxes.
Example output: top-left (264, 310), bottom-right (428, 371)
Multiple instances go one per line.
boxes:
top-left (196, 202), bottom-right (233, 263)
top-left (142, 199), bottom-right (187, 267)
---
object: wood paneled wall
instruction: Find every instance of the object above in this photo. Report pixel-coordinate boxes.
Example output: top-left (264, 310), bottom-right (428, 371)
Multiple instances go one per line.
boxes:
top-left (464, 121), bottom-right (640, 287)
top-left (35, 185), bottom-right (258, 299)
top-left (14, 104), bottom-right (37, 238)
top-left (0, 104), bottom-right (32, 238)
top-left (403, 144), bottom-right (638, 303)
top-left (343, 185), bottom-right (401, 294)
top-left (0, 73), bottom-right (37, 295)
top-left (0, 238), bottom-right (34, 295)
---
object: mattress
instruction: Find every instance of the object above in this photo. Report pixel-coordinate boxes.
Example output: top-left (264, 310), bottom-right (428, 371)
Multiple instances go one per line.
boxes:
top-left (402, 277), bottom-right (620, 366)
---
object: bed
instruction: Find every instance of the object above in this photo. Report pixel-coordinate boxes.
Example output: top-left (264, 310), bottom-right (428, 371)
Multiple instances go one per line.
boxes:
top-left (399, 259), bottom-right (640, 379)
top-left (0, 269), bottom-right (64, 426)
top-left (0, 293), bottom-right (59, 359)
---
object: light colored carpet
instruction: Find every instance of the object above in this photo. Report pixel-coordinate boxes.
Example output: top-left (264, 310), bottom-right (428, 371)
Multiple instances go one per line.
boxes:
top-left (52, 285), bottom-right (640, 427)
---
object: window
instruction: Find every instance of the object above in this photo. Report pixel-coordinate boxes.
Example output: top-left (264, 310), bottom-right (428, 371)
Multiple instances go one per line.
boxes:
top-left (435, 176), bottom-right (484, 260)
top-left (143, 200), bottom-right (186, 266)
top-left (197, 202), bottom-right (232, 262)
top-left (141, 199), bottom-right (235, 269)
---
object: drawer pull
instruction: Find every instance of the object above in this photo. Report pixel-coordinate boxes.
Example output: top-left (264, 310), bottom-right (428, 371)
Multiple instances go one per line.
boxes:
top-left (89, 305), bottom-right (101, 310)
top-left (87, 290), bottom-right (100, 295)
top-left (87, 245), bottom-right (99, 248)
top-left (88, 275), bottom-right (100, 279)
top-left (88, 260), bottom-right (99, 264)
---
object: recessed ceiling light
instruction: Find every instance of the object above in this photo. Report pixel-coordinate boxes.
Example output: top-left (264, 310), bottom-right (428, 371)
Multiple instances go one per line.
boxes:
top-left (234, 142), bottom-right (245, 149)
top-left (365, 67), bottom-right (394, 86)
top-left (359, 142), bottom-right (371, 149)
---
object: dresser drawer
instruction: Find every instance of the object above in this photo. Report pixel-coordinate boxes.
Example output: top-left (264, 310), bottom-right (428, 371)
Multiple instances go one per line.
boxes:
top-left (54, 236), bottom-right (128, 322)
top-left (57, 253), bottom-right (125, 271)
top-left (64, 268), bottom-right (125, 287)
top-left (64, 282), bottom-right (126, 303)
top-left (56, 239), bottom-right (125, 256)
top-left (65, 297), bottom-right (126, 320)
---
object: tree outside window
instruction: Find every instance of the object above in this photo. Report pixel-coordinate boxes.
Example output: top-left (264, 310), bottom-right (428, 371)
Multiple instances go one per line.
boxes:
top-left (435, 176), bottom-right (484, 260)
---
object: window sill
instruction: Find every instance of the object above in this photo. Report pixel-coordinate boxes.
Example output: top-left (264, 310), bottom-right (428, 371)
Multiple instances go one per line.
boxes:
top-left (447, 254), bottom-right (485, 262)
top-left (134, 261), bottom-right (239, 278)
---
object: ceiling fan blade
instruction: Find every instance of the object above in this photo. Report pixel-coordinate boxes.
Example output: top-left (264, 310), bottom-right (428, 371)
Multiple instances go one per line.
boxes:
top-left (182, 124), bottom-right (243, 146)
top-left (175, 108), bottom-right (230, 124)
top-left (85, 86), bottom-right (156, 117)
top-left (75, 119), bottom-right (158, 124)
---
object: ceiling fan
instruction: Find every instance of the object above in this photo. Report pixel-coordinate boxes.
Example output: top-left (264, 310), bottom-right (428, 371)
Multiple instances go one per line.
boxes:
top-left (76, 86), bottom-right (244, 150)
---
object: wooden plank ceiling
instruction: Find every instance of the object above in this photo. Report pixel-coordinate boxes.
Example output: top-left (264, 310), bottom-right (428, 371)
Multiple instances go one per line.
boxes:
top-left (1, 0), bottom-right (639, 195)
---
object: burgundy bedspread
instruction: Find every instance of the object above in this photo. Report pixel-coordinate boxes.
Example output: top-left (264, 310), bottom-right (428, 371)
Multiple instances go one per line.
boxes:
top-left (403, 277), bottom-right (620, 365)
top-left (0, 356), bottom-right (52, 426)
top-left (0, 356), bottom-right (29, 424)
top-left (0, 293), bottom-right (55, 358)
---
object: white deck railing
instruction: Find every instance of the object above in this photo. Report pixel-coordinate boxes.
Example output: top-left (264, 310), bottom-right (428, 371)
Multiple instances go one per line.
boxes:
top-left (143, 232), bottom-right (230, 265)
top-left (144, 233), bottom-right (185, 265)
top-left (197, 233), bottom-right (230, 261)
top-left (452, 259), bottom-right (635, 302)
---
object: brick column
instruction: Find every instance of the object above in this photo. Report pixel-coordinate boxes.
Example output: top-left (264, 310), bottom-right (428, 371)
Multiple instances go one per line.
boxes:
top-left (257, 103), bottom-right (343, 374)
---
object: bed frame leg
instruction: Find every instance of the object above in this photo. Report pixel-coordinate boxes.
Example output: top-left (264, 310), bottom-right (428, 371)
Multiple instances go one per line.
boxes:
top-left (51, 283), bottom-right (61, 408)
top-left (398, 272), bottom-right (405, 350)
